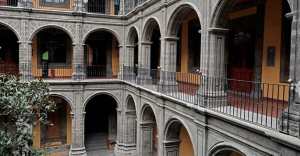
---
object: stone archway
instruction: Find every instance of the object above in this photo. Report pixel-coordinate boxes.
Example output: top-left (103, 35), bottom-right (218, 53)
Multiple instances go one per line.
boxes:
top-left (84, 94), bottom-right (118, 156)
top-left (124, 27), bottom-right (139, 78)
top-left (33, 96), bottom-right (72, 155)
top-left (139, 18), bottom-right (161, 83)
top-left (210, 146), bottom-right (245, 156)
top-left (140, 104), bottom-right (158, 156)
top-left (0, 23), bottom-right (19, 76)
top-left (31, 27), bottom-right (73, 79)
top-left (167, 4), bottom-right (201, 73)
top-left (163, 119), bottom-right (194, 156)
top-left (84, 30), bottom-right (120, 78)
top-left (123, 95), bottom-right (137, 150)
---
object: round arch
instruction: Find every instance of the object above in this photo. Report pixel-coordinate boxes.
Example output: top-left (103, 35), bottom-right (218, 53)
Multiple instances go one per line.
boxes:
top-left (29, 25), bottom-right (74, 43)
top-left (140, 103), bottom-right (158, 122)
top-left (83, 28), bottom-right (121, 44)
top-left (49, 93), bottom-right (74, 111)
top-left (141, 17), bottom-right (161, 42)
top-left (166, 3), bottom-right (202, 37)
top-left (208, 143), bottom-right (247, 156)
top-left (126, 26), bottom-right (139, 45)
top-left (209, 0), bottom-right (293, 28)
top-left (83, 91), bottom-right (120, 113)
top-left (0, 22), bottom-right (20, 41)
top-left (164, 117), bottom-right (195, 156)
top-left (125, 94), bottom-right (137, 111)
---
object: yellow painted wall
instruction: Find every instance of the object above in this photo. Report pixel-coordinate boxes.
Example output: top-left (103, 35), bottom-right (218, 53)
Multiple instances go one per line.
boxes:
top-left (33, 120), bottom-right (41, 148)
top-left (261, 0), bottom-right (289, 100)
top-left (179, 127), bottom-right (194, 156)
top-left (177, 13), bottom-right (201, 85)
top-left (112, 38), bottom-right (119, 77)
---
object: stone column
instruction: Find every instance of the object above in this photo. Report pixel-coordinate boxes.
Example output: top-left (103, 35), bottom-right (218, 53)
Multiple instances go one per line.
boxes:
top-left (159, 37), bottom-right (178, 91)
top-left (72, 43), bottom-right (86, 80)
top-left (137, 41), bottom-right (152, 84)
top-left (69, 111), bottom-right (87, 156)
top-left (139, 122), bottom-right (154, 156)
top-left (163, 140), bottom-right (180, 156)
top-left (280, 6), bottom-right (300, 137)
top-left (116, 109), bottom-right (137, 156)
top-left (197, 28), bottom-right (228, 107)
top-left (19, 41), bottom-right (32, 80)
top-left (122, 45), bottom-right (136, 80)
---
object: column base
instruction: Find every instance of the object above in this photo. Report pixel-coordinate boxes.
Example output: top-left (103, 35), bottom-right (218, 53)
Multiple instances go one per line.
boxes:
top-left (197, 89), bottom-right (227, 107)
top-left (69, 147), bottom-right (87, 156)
top-left (115, 143), bottom-right (137, 156)
top-left (279, 106), bottom-right (300, 137)
top-left (72, 72), bottom-right (86, 80)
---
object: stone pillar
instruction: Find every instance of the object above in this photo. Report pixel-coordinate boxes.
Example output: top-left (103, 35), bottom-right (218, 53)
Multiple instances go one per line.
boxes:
top-left (137, 41), bottom-right (152, 84)
top-left (72, 43), bottom-right (86, 80)
top-left (163, 140), bottom-right (180, 156)
top-left (116, 109), bottom-right (137, 156)
top-left (19, 41), bottom-right (32, 80)
top-left (108, 112), bottom-right (117, 144)
top-left (69, 111), bottom-right (87, 156)
top-left (280, 6), bottom-right (300, 137)
top-left (197, 28), bottom-right (228, 107)
top-left (159, 37), bottom-right (178, 91)
top-left (122, 45), bottom-right (136, 80)
top-left (140, 122), bottom-right (154, 156)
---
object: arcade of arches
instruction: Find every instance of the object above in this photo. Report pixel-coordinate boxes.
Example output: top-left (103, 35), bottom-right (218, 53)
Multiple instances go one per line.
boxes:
top-left (84, 94), bottom-right (117, 155)
top-left (0, 0), bottom-right (295, 155)
top-left (0, 24), bottom-right (19, 75)
top-left (33, 96), bottom-right (72, 153)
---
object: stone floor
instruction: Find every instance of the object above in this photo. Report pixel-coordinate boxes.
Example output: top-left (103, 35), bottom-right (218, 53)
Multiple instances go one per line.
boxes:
top-left (85, 133), bottom-right (115, 156)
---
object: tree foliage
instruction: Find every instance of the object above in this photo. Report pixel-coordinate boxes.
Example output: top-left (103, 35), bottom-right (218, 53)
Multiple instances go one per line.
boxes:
top-left (0, 75), bottom-right (55, 155)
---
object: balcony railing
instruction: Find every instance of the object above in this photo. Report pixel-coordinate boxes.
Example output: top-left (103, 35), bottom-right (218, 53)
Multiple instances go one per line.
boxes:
top-left (0, 64), bottom-right (19, 76)
top-left (122, 66), bottom-right (299, 138)
top-left (86, 65), bottom-right (117, 79)
top-left (32, 64), bottom-right (73, 79)
top-left (0, 0), bottom-right (18, 7)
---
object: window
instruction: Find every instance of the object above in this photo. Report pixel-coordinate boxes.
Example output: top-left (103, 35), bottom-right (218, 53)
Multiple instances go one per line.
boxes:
top-left (40, 0), bottom-right (70, 8)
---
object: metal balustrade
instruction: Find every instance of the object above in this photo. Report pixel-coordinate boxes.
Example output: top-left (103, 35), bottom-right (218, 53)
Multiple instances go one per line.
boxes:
top-left (122, 65), bottom-right (299, 138)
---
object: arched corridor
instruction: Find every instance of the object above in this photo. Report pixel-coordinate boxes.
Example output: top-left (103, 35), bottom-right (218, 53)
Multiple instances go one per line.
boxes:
top-left (84, 30), bottom-right (119, 78)
top-left (31, 27), bottom-right (73, 79)
top-left (33, 96), bottom-right (72, 154)
top-left (167, 5), bottom-right (201, 73)
top-left (84, 94), bottom-right (118, 156)
top-left (140, 105), bottom-right (158, 156)
top-left (0, 24), bottom-right (19, 75)
top-left (210, 146), bottom-right (245, 156)
top-left (164, 119), bottom-right (194, 156)
top-left (140, 19), bottom-right (161, 82)
top-left (125, 27), bottom-right (139, 77)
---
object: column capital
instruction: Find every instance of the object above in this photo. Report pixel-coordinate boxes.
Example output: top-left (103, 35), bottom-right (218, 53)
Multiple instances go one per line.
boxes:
top-left (141, 41), bottom-right (152, 45)
top-left (163, 36), bottom-right (179, 41)
top-left (125, 44), bottom-right (135, 48)
top-left (72, 43), bottom-right (85, 46)
top-left (18, 41), bottom-right (32, 44)
top-left (286, 11), bottom-right (300, 18)
top-left (139, 121), bottom-right (155, 127)
top-left (208, 27), bottom-right (229, 34)
top-left (163, 140), bottom-right (180, 146)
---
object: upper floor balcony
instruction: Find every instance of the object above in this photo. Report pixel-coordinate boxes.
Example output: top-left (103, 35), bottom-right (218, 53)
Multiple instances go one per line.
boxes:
top-left (0, 0), bottom-right (121, 15)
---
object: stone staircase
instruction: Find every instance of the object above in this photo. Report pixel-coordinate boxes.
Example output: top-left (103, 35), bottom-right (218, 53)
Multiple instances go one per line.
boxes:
top-left (85, 133), bottom-right (115, 156)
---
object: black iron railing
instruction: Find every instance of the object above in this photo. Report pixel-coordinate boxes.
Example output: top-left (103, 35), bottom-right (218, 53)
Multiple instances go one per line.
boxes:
top-left (32, 64), bottom-right (73, 79)
top-left (122, 66), bottom-right (299, 137)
